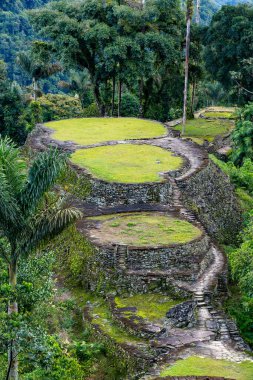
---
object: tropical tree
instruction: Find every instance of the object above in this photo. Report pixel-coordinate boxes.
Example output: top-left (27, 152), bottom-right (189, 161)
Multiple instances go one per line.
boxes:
top-left (0, 138), bottom-right (82, 380)
top-left (58, 70), bottom-right (92, 109)
top-left (17, 42), bottom-right (62, 100)
top-left (204, 4), bottom-right (253, 103)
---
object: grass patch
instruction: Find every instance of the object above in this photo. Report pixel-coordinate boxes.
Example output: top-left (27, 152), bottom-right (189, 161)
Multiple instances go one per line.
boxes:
top-left (175, 118), bottom-right (234, 144)
top-left (71, 144), bottom-right (183, 183)
top-left (203, 111), bottom-right (235, 119)
top-left (90, 300), bottom-right (142, 344)
top-left (115, 294), bottom-right (181, 322)
top-left (160, 356), bottom-right (253, 379)
top-left (46, 117), bottom-right (167, 145)
top-left (88, 212), bottom-right (202, 247)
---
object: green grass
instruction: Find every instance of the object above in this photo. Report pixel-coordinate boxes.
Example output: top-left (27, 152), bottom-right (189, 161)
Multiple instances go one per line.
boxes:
top-left (46, 117), bottom-right (167, 145)
top-left (91, 300), bottom-right (142, 344)
top-left (160, 356), bottom-right (253, 379)
top-left (71, 144), bottom-right (183, 183)
top-left (175, 118), bottom-right (234, 144)
top-left (115, 294), bottom-right (181, 322)
top-left (203, 111), bottom-right (235, 119)
top-left (88, 212), bottom-right (202, 247)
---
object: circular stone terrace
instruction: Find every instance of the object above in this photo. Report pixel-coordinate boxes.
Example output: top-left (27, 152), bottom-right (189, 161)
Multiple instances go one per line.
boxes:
top-left (29, 117), bottom-right (208, 206)
top-left (85, 211), bottom-right (202, 248)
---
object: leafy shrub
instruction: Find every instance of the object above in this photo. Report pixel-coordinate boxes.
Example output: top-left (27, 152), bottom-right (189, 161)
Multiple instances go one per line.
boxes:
top-left (38, 94), bottom-right (84, 122)
top-left (120, 93), bottom-right (139, 117)
top-left (210, 155), bottom-right (253, 194)
top-left (167, 108), bottom-right (182, 121)
top-left (82, 103), bottom-right (100, 117)
top-left (231, 103), bottom-right (253, 165)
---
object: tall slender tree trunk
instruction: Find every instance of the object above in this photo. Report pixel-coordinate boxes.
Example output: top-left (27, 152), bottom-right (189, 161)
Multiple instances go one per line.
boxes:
top-left (182, 0), bottom-right (193, 134)
top-left (138, 79), bottom-right (144, 118)
top-left (191, 80), bottom-right (196, 116)
top-left (93, 83), bottom-right (105, 117)
top-left (118, 80), bottom-right (122, 118)
top-left (112, 75), bottom-right (116, 116)
top-left (8, 261), bottom-right (18, 380)
top-left (196, 0), bottom-right (200, 24)
top-left (32, 77), bottom-right (37, 101)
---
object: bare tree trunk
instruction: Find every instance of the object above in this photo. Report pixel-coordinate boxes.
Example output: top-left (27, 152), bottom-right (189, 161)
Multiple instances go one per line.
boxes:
top-left (8, 261), bottom-right (18, 380)
top-left (196, 0), bottom-right (200, 24)
top-left (93, 83), bottom-right (105, 116)
top-left (118, 80), bottom-right (122, 117)
top-left (112, 75), bottom-right (116, 116)
top-left (182, 0), bottom-right (193, 135)
top-left (138, 79), bottom-right (144, 118)
top-left (191, 80), bottom-right (196, 116)
top-left (32, 77), bottom-right (37, 101)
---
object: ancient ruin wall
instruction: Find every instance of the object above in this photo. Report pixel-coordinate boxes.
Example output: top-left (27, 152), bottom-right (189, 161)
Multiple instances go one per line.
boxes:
top-left (177, 160), bottom-right (242, 244)
top-left (86, 178), bottom-right (175, 206)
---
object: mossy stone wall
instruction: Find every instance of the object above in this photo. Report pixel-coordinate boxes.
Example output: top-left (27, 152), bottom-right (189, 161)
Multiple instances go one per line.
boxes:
top-left (177, 161), bottom-right (242, 244)
top-left (86, 178), bottom-right (174, 206)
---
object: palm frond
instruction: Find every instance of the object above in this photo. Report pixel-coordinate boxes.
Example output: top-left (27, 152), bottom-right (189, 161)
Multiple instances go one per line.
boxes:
top-left (16, 52), bottom-right (33, 76)
top-left (0, 138), bottom-right (25, 230)
top-left (0, 137), bottom-right (26, 196)
top-left (20, 200), bottom-right (82, 255)
top-left (19, 149), bottom-right (67, 216)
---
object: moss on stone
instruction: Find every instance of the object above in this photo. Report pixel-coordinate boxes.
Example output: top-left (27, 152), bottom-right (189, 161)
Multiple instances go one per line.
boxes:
top-left (91, 300), bottom-right (142, 344)
top-left (46, 117), bottom-right (167, 145)
top-left (71, 144), bottom-right (183, 183)
top-left (115, 294), bottom-right (181, 322)
top-left (88, 212), bottom-right (202, 247)
top-left (160, 356), bottom-right (253, 379)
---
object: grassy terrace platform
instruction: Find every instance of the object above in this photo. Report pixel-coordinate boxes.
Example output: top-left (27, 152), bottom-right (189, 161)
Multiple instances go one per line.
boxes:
top-left (45, 117), bottom-right (167, 145)
top-left (71, 144), bottom-right (183, 183)
top-left (175, 118), bottom-right (234, 144)
top-left (88, 212), bottom-right (202, 247)
top-left (160, 356), bottom-right (253, 379)
top-left (115, 294), bottom-right (180, 322)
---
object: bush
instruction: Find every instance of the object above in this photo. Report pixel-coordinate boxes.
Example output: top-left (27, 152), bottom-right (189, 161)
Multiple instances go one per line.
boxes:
top-left (120, 93), bottom-right (139, 117)
top-left (82, 103), bottom-right (100, 117)
top-left (231, 103), bottom-right (253, 165)
top-left (38, 94), bottom-right (84, 122)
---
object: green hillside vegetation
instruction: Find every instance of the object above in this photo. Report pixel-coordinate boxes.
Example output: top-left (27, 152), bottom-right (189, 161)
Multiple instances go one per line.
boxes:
top-left (47, 118), bottom-right (166, 145)
top-left (88, 212), bottom-right (202, 246)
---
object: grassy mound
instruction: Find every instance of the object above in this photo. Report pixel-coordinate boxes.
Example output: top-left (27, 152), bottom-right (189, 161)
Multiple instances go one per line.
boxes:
top-left (115, 294), bottom-right (181, 322)
top-left (203, 111), bottom-right (235, 119)
top-left (175, 118), bottom-right (234, 144)
top-left (160, 356), bottom-right (253, 379)
top-left (71, 144), bottom-right (183, 183)
top-left (46, 117), bottom-right (166, 145)
top-left (88, 212), bottom-right (202, 247)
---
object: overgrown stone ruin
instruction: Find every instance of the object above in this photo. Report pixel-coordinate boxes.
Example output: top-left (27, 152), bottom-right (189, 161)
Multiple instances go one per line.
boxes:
top-left (28, 118), bottom-right (252, 379)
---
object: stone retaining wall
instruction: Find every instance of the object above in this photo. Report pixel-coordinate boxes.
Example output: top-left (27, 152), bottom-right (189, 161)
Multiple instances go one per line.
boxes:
top-left (88, 238), bottom-right (213, 296)
top-left (85, 178), bottom-right (175, 206)
top-left (177, 160), bottom-right (242, 244)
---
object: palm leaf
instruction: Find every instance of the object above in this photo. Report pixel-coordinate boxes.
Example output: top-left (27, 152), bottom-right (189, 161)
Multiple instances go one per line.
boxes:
top-left (20, 199), bottom-right (82, 255)
top-left (19, 149), bottom-right (67, 216)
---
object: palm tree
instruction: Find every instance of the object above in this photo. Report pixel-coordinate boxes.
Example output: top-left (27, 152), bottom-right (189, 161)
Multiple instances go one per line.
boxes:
top-left (17, 52), bottom-right (62, 100)
top-left (0, 138), bottom-right (82, 380)
top-left (182, 0), bottom-right (194, 134)
top-left (58, 70), bottom-right (92, 109)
